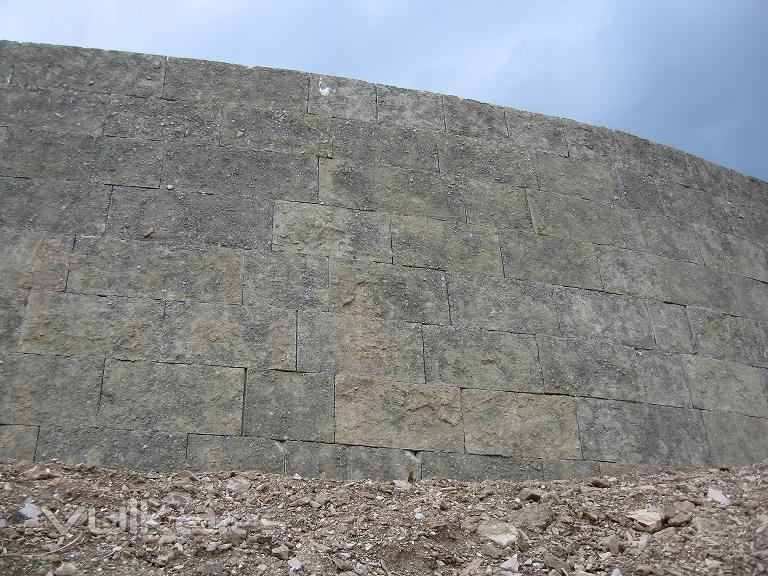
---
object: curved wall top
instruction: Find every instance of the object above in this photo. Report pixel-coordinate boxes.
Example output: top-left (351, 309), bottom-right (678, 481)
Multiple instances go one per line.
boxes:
top-left (0, 41), bottom-right (767, 481)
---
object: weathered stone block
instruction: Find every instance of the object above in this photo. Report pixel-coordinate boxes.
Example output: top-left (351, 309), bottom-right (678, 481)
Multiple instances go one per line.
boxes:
top-left (646, 302), bottom-right (695, 354)
top-left (733, 275), bottom-right (768, 325)
top-left (695, 225), bottom-right (768, 282)
top-left (730, 187), bottom-right (768, 248)
top-left (0, 228), bottom-right (72, 291)
top-left (637, 213), bottom-right (703, 264)
top-left (423, 326), bottom-right (542, 392)
top-left (329, 259), bottom-right (449, 324)
top-left (444, 96), bottom-right (507, 140)
top-left (160, 302), bottom-right (296, 369)
top-left (19, 291), bottom-right (162, 359)
top-left (703, 411), bottom-right (768, 466)
top-left (244, 371), bottom-right (334, 442)
top-left (298, 312), bottom-right (424, 382)
top-left (0, 424), bottom-right (37, 460)
top-left (438, 136), bottom-right (536, 187)
top-left (544, 459), bottom-right (601, 480)
top-left (561, 120), bottom-right (619, 161)
top-left (422, 451), bottom-right (546, 482)
top-left (657, 179), bottom-right (732, 234)
top-left (681, 355), bottom-right (768, 417)
top-left (687, 307), bottom-right (768, 368)
top-left (463, 389), bottom-right (581, 459)
top-left (186, 434), bottom-right (284, 472)
top-left (461, 179), bottom-right (531, 230)
top-left (0, 289), bottom-right (26, 350)
top-left (0, 87), bottom-right (108, 135)
top-left (534, 151), bottom-right (618, 203)
top-left (392, 216), bottom-right (503, 276)
top-left (285, 441), bottom-right (420, 481)
top-left (377, 85), bottom-right (444, 131)
top-left (505, 108), bottom-right (567, 155)
top-left (0, 40), bottom-right (16, 88)
top-left (615, 168), bottom-right (663, 212)
top-left (635, 351), bottom-right (691, 408)
top-left (243, 250), bottom-right (328, 310)
top-left (273, 200), bottom-right (391, 262)
top-left (309, 74), bottom-right (376, 121)
top-left (69, 236), bottom-right (244, 303)
top-left (614, 131), bottom-right (695, 187)
top-left (335, 376), bottom-right (463, 452)
top-left (98, 360), bottom-right (245, 434)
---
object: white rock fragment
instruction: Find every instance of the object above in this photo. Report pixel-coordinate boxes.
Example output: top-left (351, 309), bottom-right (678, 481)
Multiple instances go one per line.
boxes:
top-left (477, 519), bottom-right (519, 546)
top-left (707, 487), bottom-right (731, 506)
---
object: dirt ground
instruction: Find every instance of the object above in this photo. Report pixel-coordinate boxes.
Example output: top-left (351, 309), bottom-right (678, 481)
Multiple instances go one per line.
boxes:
top-left (0, 460), bottom-right (766, 575)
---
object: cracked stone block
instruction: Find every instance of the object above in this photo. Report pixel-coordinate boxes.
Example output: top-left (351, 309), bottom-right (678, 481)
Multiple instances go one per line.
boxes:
top-left (0, 289), bottom-right (26, 350)
top-left (461, 178), bottom-right (531, 230)
top-left (657, 179), bottom-right (733, 235)
top-left (614, 131), bottom-right (695, 187)
top-left (688, 307), bottom-right (768, 368)
top-left (377, 84), bottom-right (444, 132)
top-left (561, 120), bottom-right (620, 161)
top-left (286, 441), bottom-right (420, 481)
top-left (733, 275), bottom-right (768, 325)
top-left (444, 95), bottom-right (507, 141)
top-left (187, 434), bottom-right (284, 472)
top-left (0, 424), bottom-right (38, 460)
top-left (243, 250), bottom-right (328, 310)
top-left (0, 87), bottom-right (108, 135)
top-left (309, 74), bottom-right (376, 121)
top-left (703, 411), bottom-right (768, 466)
top-left (439, 135), bottom-right (536, 187)
top-left (694, 224), bottom-right (768, 282)
top-left (534, 151), bottom-right (618, 203)
top-left (637, 212), bottom-right (702, 264)
top-left (647, 302), bottom-right (695, 354)
top-left (0, 228), bottom-right (72, 292)
top-left (505, 107), bottom-right (568, 155)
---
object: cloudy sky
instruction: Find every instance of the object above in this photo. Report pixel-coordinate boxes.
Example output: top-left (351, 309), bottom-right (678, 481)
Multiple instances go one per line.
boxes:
top-left (1, 0), bottom-right (765, 180)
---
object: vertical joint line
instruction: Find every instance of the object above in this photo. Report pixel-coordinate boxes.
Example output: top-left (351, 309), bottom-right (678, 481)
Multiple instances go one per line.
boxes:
top-left (184, 433), bottom-right (189, 461)
top-left (332, 374), bottom-right (337, 443)
top-left (502, 107), bottom-right (510, 139)
top-left (32, 425), bottom-right (41, 462)
top-left (444, 274), bottom-right (452, 325)
top-left (374, 84), bottom-right (379, 124)
top-left (160, 56), bottom-right (169, 99)
top-left (306, 75), bottom-right (311, 114)
top-left (294, 310), bottom-right (299, 371)
top-left (420, 324), bottom-right (427, 384)
top-left (96, 358), bottom-right (107, 414)
top-left (103, 184), bottom-right (115, 237)
top-left (441, 95), bottom-right (447, 133)
top-left (240, 368), bottom-right (247, 436)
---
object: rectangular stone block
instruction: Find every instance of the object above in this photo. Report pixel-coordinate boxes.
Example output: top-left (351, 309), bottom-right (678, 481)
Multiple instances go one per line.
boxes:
top-left (0, 228), bottom-right (72, 291)
top-left (544, 459), bottom-right (601, 480)
top-left (244, 371), bottom-right (334, 442)
top-left (286, 441), bottom-right (421, 481)
top-left (614, 131), bottom-right (695, 187)
top-left (329, 259), bottom-right (449, 324)
top-left (730, 186), bottom-right (768, 248)
top-left (19, 291), bottom-right (162, 359)
top-left (0, 87), bottom-right (108, 135)
top-left (448, 274), bottom-right (559, 334)
top-left (423, 325), bottom-right (542, 392)
top-left (637, 213), bottom-right (703, 264)
top-left (438, 136), bottom-right (536, 187)
top-left (160, 302), bottom-right (296, 369)
top-left (534, 151), bottom-right (618, 203)
top-left (186, 434), bottom-right (284, 472)
top-left (298, 311), bottom-right (424, 382)
top-left (505, 108), bottom-right (568, 155)
top-left (36, 426), bottom-right (187, 470)
top-left (309, 74), bottom-right (376, 121)
top-left (576, 398), bottom-right (710, 466)
top-left (68, 236), bottom-right (244, 303)
top-left (0, 40), bottom-right (16, 88)
top-left (560, 120), bottom-right (620, 161)
top-left (335, 376), bottom-right (463, 452)
top-left (0, 177), bottom-right (109, 235)
top-left (273, 201), bottom-right (391, 262)
top-left (319, 157), bottom-right (463, 221)
top-left (98, 359), bottom-right (245, 434)
top-left (422, 451), bottom-right (546, 482)
top-left (392, 216), bottom-right (503, 276)
top-left (695, 225), bottom-right (768, 282)
top-left (688, 307), bottom-right (768, 368)
top-left (615, 168), bottom-right (664, 212)
top-left (221, 104), bottom-right (332, 157)
top-left (0, 424), bottom-right (37, 460)
top-left (461, 179), bottom-right (532, 231)
top-left (554, 286), bottom-right (655, 349)
top-left (463, 389), bottom-right (581, 459)
top-left (657, 179), bottom-right (732, 234)
top-left (443, 96), bottom-right (507, 140)
top-left (376, 84), bottom-right (444, 132)
top-left (243, 250), bottom-right (328, 310)
top-left (733, 275), bottom-right (768, 325)
top-left (0, 353), bottom-right (102, 426)
top-left (0, 289), bottom-right (26, 350)
top-left (681, 354), bottom-right (768, 417)
top-left (107, 186), bottom-right (273, 249)
top-left (501, 230), bottom-right (603, 290)
top-left (703, 411), bottom-right (768, 466)
top-left (634, 351), bottom-right (691, 408)
top-left (647, 302), bottom-right (695, 354)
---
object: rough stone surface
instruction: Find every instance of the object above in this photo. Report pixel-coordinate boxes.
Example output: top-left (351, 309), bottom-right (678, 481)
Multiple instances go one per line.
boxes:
top-left (285, 441), bottom-right (421, 480)
top-left (186, 435), bottom-right (284, 472)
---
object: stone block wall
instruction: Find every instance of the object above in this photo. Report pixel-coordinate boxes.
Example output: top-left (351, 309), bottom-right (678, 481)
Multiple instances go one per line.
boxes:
top-left (1, 41), bottom-right (767, 481)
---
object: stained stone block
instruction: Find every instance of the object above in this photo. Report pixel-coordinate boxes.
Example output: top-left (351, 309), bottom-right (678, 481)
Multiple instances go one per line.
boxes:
top-left (448, 274), bottom-right (559, 335)
top-left (688, 307), bottom-right (768, 368)
top-left (309, 74), bottom-right (375, 121)
top-left (554, 286), bottom-right (655, 349)
top-left (376, 85), bottom-right (444, 131)
top-left (501, 230), bottom-right (602, 290)
top-left (703, 412), bottom-right (768, 466)
top-left (0, 353), bottom-right (102, 426)
top-left (443, 96), bottom-right (507, 140)
top-left (19, 291), bottom-right (162, 359)
top-left (0, 87), bottom-right (108, 135)
top-left (107, 186), bottom-right (273, 249)
top-left (244, 371), bottom-right (334, 442)
top-left (634, 351), bottom-right (691, 408)
top-left (560, 120), bottom-right (620, 161)
top-left (286, 441), bottom-right (421, 481)
top-left (637, 213), bottom-right (703, 264)
top-left (0, 228), bottom-right (72, 291)
top-left (0, 177), bottom-right (109, 235)
top-left (461, 179), bottom-right (532, 230)
top-left (98, 360), bottom-right (245, 435)
top-left (533, 151), bottom-right (618, 203)
top-left (328, 259), bottom-right (449, 324)
top-left (186, 434), bottom-right (284, 472)
top-left (0, 424), bottom-right (38, 460)
top-left (681, 355), bottom-right (768, 417)
top-left (733, 275), bottom-right (768, 325)
top-left (319, 157), bottom-right (464, 221)
top-left (438, 136), bottom-right (536, 187)
top-left (0, 289), bottom-right (26, 350)
top-left (615, 168), bottom-right (664, 212)
top-left (694, 225), bottom-right (768, 282)
top-left (164, 57), bottom-right (307, 110)
top-left (335, 376), bottom-right (463, 452)
top-left (391, 216), bottom-right (503, 276)
top-left (646, 302), bottom-right (695, 354)
top-left (160, 302), bottom-right (296, 369)
top-left (68, 236), bottom-right (244, 303)
top-left (576, 398), bottom-right (710, 466)
top-left (221, 104), bottom-right (332, 157)
top-left (243, 250), bottom-right (328, 310)
top-left (423, 326), bottom-right (542, 392)
top-left (37, 426), bottom-right (187, 471)
top-left (297, 312), bottom-right (424, 383)
top-left (273, 201), bottom-right (391, 262)
top-left (657, 179), bottom-right (733, 234)
top-left (505, 108), bottom-right (568, 155)
top-left (614, 131), bottom-right (695, 187)
top-left (422, 452), bottom-right (546, 482)
top-left (463, 389), bottom-right (581, 459)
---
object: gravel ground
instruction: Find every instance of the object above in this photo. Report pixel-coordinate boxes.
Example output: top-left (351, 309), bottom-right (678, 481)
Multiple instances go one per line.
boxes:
top-left (0, 460), bottom-right (766, 576)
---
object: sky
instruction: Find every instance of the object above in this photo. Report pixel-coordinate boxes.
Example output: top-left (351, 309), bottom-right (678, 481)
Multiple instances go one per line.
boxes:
top-left (1, 0), bottom-right (766, 180)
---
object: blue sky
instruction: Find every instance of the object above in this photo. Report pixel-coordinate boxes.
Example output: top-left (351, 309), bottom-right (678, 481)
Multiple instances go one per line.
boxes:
top-left (1, 0), bottom-right (766, 180)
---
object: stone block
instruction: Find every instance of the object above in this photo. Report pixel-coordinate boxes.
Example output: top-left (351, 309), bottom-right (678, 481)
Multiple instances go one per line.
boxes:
top-left (98, 359), bottom-right (245, 434)
top-left (448, 274), bottom-right (559, 334)
top-left (273, 200), bottom-right (391, 262)
top-left (186, 434), bottom-right (284, 472)
top-left (243, 250), bottom-right (328, 310)
top-left (730, 187), bottom-right (768, 248)
top-left (703, 412), bottom-right (768, 466)
top-left (376, 85), bottom-right (444, 131)
top-left (438, 136), bottom-right (536, 187)
top-left (635, 351), bottom-right (691, 408)
top-left (329, 259), bottom-right (449, 324)
top-left (68, 236), bottom-right (244, 303)
top-left (309, 74), bottom-right (376, 121)
top-left (687, 307), bottom-right (768, 368)
top-left (461, 179), bottom-right (532, 230)
top-left (0, 424), bottom-right (37, 460)
top-left (614, 131), bottom-right (695, 187)
top-left (285, 441), bottom-right (420, 481)
top-left (615, 168), bottom-right (663, 212)
top-left (422, 451), bottom-right (546, 482)
top-left (244, 371), bottom-right (334, 442)
top-left (297, 312), bottom-right (424, 382)
top-left (443, 96), bottom-right (507, 140)
top-left (637, 213), bottom-right (703, 264)
top-left (423, 325), bottom-right (542, 392)
top-left (695, 225), bottom-right (768, 282)
top-left (505, 108), bottom-right (567, 155)
top-left (19, 291), bottom-right (162, 359)
top-left (0, 228), bottom-right (72, 291)
top-left (646, 302), bottom-right (695, 354)
top-left (391, 216), bottom-right (503, 276)
top-left (543, 459), bottom-right (601, 480)
top-left (463, 389), bottom-right (581, 459)
top-left (733, 275), bottom-right (768, 325)
top-left (160, 302), bottom-right (296, 369)
top-left (534, 151), bottom-right (618, 203)
top-left (657, 179), bottom-right (732, 234)
top-left (561, 120), bottom-right (620, 161)
top-left (0, 40), bottom-right (16, 88)
top-left (500, 230), bottom-right (602, 290)
top-left (681, 355), bottom-right (768, 417)
top-left (0, 87), bottom-right (108, 135)
top-left (576, 398), bottom-right (710, 466)
top-left (221, 104), bottom-right (332, 157)
top-left (36, 426), bottom-right (187, 470)
top-left (0, 289), bottom-right (26, 350)
top-left (335, 376), bottom-right (463, 452)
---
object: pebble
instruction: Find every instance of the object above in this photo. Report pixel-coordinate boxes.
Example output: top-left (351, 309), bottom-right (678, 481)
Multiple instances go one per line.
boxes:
top-left (500, 554), bottom-right (519, 571)
top-left (54, 563), bottom-right (78, 576)
top-left (516, 487), bottom-right (542, 501)
top-left (477, 519), bottom-right (519, 546)
top-left (707, 487), bottom-right (731, 506)
top-left (22, 466), bottom-right (57, 480)
top-left (287, 557), bottom-right (303, 571)
top-left (272, 543), bottom-right (290, 560)
top-left (166, 184), bottom-right (174, 190)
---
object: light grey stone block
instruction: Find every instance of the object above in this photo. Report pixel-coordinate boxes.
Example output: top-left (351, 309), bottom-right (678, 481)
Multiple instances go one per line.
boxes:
top-left (0, 87), bottom-right (108, 135)
top-left (444, 96), bottom-right (507, 140)
top-left (309, 74), bottom-right (376, 121)
top-left (0, 228), bottom-right (72, 291)
top-left (657, 179), bottom-right (733, 234)
top-left (561, 120), bottom-right (620, 161)
top-left (695, 225), bottom-right (768, 282)
top-left (422, 451), bottom-right (546, 481)
top-left (543, 459), bottom-right (601, 480)
top-left (615, 168), bottom-right (664, 212)
top-left (186, 434), bottom-right (284, 472)
top-left (243, 250), bottom-right (328, 310)
top-left (646, 302), bottom-right (695, 354)
top-left (286, 441), bottom-right (420, 481)
top-left (703, 411), bottom-right (768, 466)
top-left (377, 85), bottom-right (444, 132)
top-left (0, 424), bottom-right (38, 460)
top-left (0, 40), bottom-right (16, 88)
top-left (505, 108), bottom-right (567, 155)
top-left (0, 289), bottom-right (26, 350)
top-left (688, 307), bottom-right (768, 368)
top-left (637, 213), bottom-right (703, 264)
top-left (730, 187), bottom-right (768, 248)
top-left (534, 151), bottom-right (618, 203)
top-left (635, 351), bottom-right (691, 408)
top-left (615, 131), bottom-right (695, 187)
top-left (733, 275), bottom-right (768, 325)
top-left (461, 179), bottom-right (532, 230)
top-left (438, 136), bottom-right (536, 187)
